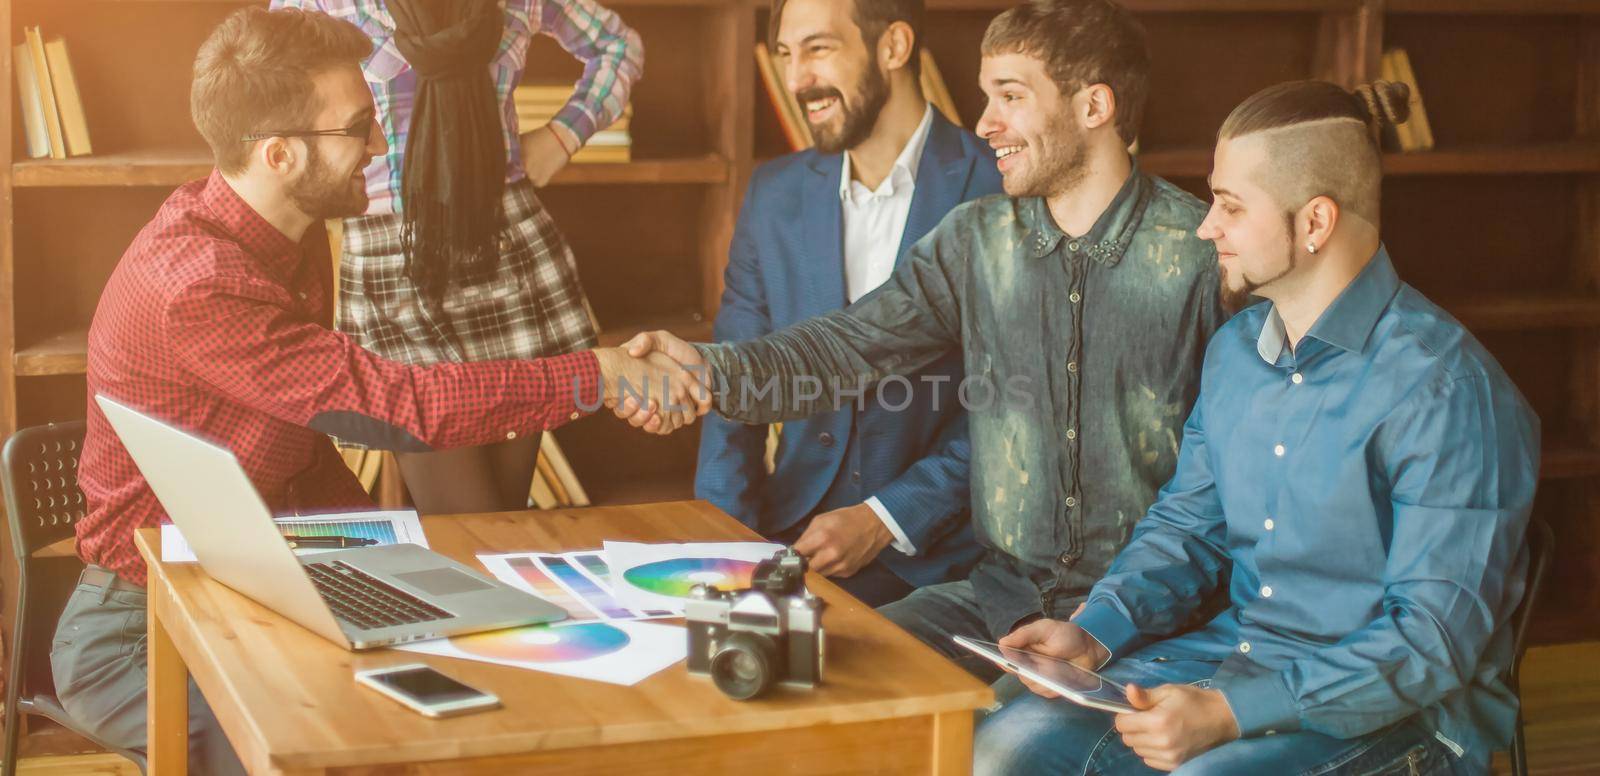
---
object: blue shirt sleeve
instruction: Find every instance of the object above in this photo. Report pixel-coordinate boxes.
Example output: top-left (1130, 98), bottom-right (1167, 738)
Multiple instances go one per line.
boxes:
top-left (1074, 395), bottom-right (1231, 659)
top-left (1214, 372), bottom-right (1539, 739)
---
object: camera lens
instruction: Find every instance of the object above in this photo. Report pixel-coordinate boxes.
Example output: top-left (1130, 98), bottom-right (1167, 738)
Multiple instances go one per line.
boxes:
top-left (710, 631), bottom-right (778, 700)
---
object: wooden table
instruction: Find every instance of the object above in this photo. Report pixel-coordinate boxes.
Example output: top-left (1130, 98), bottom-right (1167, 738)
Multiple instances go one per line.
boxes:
top-left (133, 501), bottom-right (992, 775)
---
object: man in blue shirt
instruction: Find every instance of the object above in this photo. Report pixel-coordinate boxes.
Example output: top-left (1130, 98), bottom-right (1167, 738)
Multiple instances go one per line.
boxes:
top-left (696, 0), bottom-right (1001, 606)
top-left (974, 80), bottom-right (1539, 775)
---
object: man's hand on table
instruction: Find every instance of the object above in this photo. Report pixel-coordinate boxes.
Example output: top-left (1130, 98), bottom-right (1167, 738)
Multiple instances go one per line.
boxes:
top-left (793, 503), bottom-right (893, 577)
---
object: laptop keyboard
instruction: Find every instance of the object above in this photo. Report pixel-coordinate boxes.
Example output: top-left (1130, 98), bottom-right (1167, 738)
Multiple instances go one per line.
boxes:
top-left (305, 560), bottom-right (453, 631)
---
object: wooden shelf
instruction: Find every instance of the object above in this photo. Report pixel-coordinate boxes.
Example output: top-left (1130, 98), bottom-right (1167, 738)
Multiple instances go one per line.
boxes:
top-left (13, 151), bottom-right (729, 188)
top-left (1382, 143), bottom-right (1600, 176)
top-left (1386, 0), bottom-right (1600, 14)
top-left (1139, 142), bottom-right (1600, 179)
top-left (14, 328), bottom-right (88, 377)
top-left (1445, 295), bottom-right (1600, 332)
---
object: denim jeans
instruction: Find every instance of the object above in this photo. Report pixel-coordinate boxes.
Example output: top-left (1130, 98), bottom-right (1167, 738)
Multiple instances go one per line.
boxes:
top-left (880, 581), bottom-right (1476, 775)
top-left (50, 571), bottom-right (247, 775)
top-left (974, 655), bottom-right (1472, 776)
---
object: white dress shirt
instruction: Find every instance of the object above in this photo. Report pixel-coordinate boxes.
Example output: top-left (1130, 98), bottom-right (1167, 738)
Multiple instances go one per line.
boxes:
top-left (840, 106), bottom-right (935, 556)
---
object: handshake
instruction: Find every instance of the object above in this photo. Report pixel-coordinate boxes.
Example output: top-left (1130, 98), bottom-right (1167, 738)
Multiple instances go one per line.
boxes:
top-left (591, 330), bottom-right (711, 435)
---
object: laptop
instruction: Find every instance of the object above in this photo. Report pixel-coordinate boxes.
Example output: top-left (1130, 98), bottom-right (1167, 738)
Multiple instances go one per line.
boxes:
top-left (95, 395), bottom-right (567, 649)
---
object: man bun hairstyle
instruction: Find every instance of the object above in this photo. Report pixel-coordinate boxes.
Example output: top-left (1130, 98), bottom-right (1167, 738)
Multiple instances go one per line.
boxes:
top-left (1217, 79), bottom-right (1413, 225)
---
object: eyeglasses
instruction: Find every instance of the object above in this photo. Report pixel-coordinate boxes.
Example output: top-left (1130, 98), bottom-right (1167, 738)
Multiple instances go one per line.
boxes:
top-left (240, 116), bottom-right (374, 143)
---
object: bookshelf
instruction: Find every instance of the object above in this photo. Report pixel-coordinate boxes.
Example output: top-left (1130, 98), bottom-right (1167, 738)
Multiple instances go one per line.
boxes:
top-left (1, 0), bottom-right (1599, 752)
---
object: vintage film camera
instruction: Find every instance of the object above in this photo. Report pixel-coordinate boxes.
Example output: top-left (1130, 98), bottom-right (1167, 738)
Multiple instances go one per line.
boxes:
top-left (684, 547), bottom-right (825, 700)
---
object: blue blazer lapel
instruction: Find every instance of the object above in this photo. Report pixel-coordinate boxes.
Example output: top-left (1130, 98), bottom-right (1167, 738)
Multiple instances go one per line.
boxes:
top-left (801, 152), bottom-right (848, 315)
top-left (897, 112), bottom-right (977, 262)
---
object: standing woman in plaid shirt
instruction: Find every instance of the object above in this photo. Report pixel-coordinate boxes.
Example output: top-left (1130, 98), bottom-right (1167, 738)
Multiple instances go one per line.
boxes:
top-left (270, 0), bottom-right (642, 513)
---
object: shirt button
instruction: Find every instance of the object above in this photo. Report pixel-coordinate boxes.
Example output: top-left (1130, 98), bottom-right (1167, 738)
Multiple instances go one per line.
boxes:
top-left (1273, 444), bottom-right (1285, 457)
top-left (1065, 428), bottom-right (1077, 441)
top-left (499, 237), bottom-right (513, 254)
top-left (1264, 518), bottom-right (1275, 531)
top-left (1065, 496), bottom-right (1078, 508)
top-left (851, 471), bottom-right (862, 483)
top-left (1067, 361), bottom-right (1078, 373)
top-left (1068, 240), bottom-right (1081, 252)
top-left (819, 432), bottom-right (835, 447)
top-left (1291, 373), bottom-right (1303, 384)
top-left (1070, 291), bottom-right (1081, 304)
top-left (569, 411), bottom-right (581, 421)
top-left (1261, 586), bottom-right (1273, 598)
top-left (1239, 642), bottom-right (1252, 654)
top-left (505, 431), bottom-right (517, 440)
top-left (1058, 552), bottom-right (1074, 565)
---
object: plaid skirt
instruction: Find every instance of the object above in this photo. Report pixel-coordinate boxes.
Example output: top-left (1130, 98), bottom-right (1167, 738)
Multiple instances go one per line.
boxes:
top-left (338, 179), bottom-right (597, 366)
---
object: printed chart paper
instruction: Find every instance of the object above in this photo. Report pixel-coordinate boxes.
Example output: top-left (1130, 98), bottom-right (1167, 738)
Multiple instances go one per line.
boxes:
top-left (160, 510), bottom-right (428, 563)
top-left (397, 620), bottom-right (686, 686)
top-left (603, 540), bottom-right (784, 612)
top-left (477, 550), bottom-right (673, 622)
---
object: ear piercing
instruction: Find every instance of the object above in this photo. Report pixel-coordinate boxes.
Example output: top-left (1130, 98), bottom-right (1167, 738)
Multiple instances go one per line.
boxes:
top-left (1307, 242), bottom-right (1318, 254)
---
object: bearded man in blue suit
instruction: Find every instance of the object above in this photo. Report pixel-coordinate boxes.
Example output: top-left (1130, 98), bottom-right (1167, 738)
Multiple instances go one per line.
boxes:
top-left (695, 0), bottom-right (1002, 605)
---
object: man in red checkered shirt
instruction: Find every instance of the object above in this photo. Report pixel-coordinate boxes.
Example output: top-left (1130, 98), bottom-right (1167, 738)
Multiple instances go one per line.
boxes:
top-left (50, 9), bottom-right (702, 772)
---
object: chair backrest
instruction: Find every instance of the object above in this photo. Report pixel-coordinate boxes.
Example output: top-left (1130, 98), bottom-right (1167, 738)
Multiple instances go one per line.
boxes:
top-left (2, 422), bottom-right (88, 560)
top-left (1509, 516), bottom-right (1554, 683)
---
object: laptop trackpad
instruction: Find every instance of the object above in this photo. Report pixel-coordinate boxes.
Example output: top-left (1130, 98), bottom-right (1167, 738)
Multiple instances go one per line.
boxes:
top-left (392, 568), bottom-right (493, 596)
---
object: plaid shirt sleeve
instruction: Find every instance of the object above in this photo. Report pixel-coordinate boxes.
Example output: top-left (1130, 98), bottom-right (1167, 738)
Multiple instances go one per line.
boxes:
top-left (535, 0), bottom-right (643, 145)
top-left (162, 271), bottom-right (602, 452)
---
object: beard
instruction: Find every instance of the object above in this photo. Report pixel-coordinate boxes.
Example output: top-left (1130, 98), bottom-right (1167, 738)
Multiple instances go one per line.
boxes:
top-left (1001, 112), bottom-right (1088, 199)
top-left (1218, 218), bottom-right (1300, 314)
top-left (287, 142), bottom-right (369, 220)
top-left (798, 62), bottom-right (890, 154)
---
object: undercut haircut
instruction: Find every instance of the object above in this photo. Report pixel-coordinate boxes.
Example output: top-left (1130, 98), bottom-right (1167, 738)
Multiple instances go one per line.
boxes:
top-left (1218, 80), bottom-right (1412, 225)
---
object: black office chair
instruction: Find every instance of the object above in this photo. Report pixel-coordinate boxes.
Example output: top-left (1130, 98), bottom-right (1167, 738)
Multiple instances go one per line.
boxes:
top-left (1, 422), bottom-right (147, 775)
top-left (1506, 516), bottom-right (1553, 776)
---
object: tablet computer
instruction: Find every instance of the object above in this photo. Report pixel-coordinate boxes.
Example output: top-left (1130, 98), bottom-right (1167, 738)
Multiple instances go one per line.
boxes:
top-left (953, 635), bottom-right (1135, 713)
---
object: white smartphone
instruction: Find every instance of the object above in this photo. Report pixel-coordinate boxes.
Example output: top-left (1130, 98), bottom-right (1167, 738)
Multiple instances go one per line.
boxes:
top-left (354, 663), bottom-right (501, 718)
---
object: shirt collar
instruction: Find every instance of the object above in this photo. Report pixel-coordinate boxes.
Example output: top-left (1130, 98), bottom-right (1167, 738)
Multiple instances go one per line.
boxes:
top-left (200, 169), bottom-right (304, 280)
top-left (839, 104), bottom-right (935, 203)
top-left (1023, 156), bottom-right (1149, 266)
top-left (1255, 245), bottom-right (1402, 364)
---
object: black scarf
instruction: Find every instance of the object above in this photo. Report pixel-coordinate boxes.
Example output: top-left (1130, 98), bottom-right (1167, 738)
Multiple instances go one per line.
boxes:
top-left (388, 0), bottom-right (506, 306)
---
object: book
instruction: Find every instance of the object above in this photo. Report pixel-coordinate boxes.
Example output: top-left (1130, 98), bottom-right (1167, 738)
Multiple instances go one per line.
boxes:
top-left (1384, 48), bottom-right (1434, 152)
top-left (13, 43), bottom-right (50, 159)
top-left (919, 49), bottom-right (961, 126)
top-left (1379, 51), bottom-right (1414, 151)
top-left (43, 35), bottom-right (91, 156)
top-left (755, 42), bottom-right (813, 151)
top-left (24, 27), bottom-right (66, 160)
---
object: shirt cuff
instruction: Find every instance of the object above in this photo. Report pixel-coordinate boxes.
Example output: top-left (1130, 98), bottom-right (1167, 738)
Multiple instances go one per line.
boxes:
top-left (535, 350), bottom-right (602, 429)
top-left (1213, 670), bottom-right (1302, 738)
top-left (1071, 598), bottom-right (1142, 665)
top-left (863, 496), bottom-right (916, 556)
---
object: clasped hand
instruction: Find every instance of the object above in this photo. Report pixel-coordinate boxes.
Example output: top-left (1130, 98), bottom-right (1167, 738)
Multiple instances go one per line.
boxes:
top-left (593, 330), bottom-right (711, 435)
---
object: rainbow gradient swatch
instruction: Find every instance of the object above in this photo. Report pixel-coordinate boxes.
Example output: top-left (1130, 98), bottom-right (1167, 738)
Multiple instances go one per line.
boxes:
top-left (451, 622), bottom-right (631, 664)
top-left (621, 558), bottom-right (758, 599)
